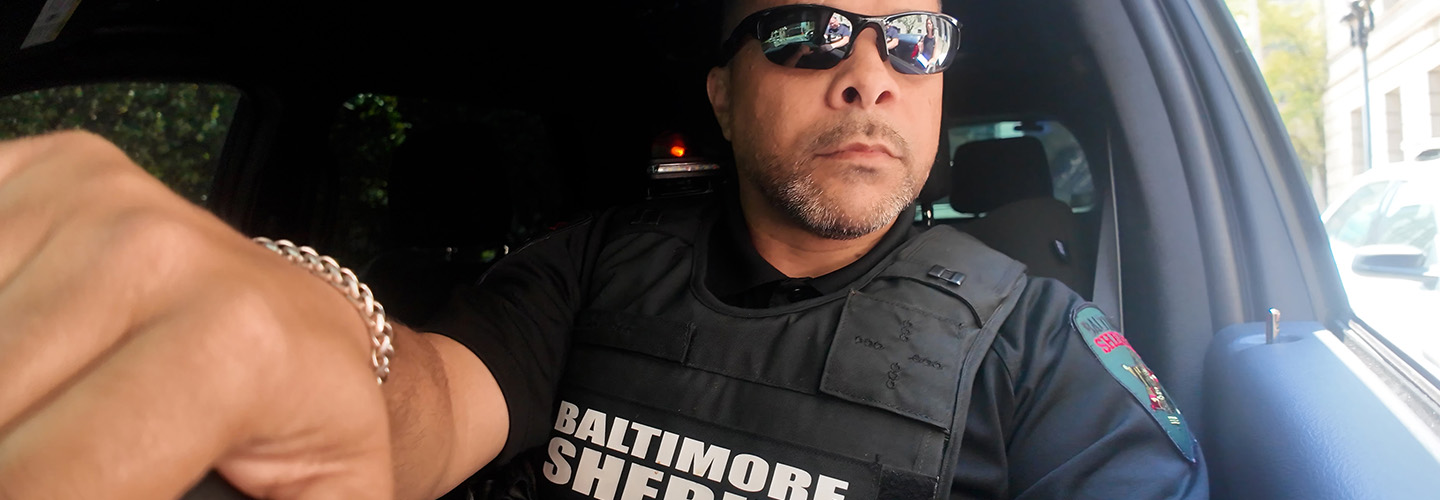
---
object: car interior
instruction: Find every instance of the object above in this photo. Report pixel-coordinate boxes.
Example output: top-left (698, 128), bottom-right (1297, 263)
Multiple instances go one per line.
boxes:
top-left (4, 0), bottom-right (1440, 498)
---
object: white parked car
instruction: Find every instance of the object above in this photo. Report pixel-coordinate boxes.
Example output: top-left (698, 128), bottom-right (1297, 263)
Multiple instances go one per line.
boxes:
top-left (1322, 163), bottom-right (1440, 370)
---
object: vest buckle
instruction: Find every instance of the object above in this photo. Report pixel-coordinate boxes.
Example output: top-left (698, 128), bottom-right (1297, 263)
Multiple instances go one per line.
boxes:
top-left (927, 265), bottom-right (966, 286)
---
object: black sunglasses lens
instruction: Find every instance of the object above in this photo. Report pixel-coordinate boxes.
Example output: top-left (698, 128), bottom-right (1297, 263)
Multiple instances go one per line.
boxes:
top-left (758, 9), bottom-right (851, 69)
top-left (884, 13), bottom-right (959, 74)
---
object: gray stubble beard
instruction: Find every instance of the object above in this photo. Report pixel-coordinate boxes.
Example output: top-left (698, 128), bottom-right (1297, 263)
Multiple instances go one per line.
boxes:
top-left (743, 118), bottom-right (923, 240)
top-left (749, 158), bottom-right (921, 240)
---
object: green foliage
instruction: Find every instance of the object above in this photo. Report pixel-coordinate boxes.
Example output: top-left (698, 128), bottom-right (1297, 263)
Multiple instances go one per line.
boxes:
top-left (0, 82), bottom-right (240, 205)
top-left (1228, 0), bottom-right (1328, 188)
top-left (1260, 0), bottom-right (1327, 183)
top-left (331, 93), bottom-right (410, 210)
top-left (326, 93), bottom-right (411, 263)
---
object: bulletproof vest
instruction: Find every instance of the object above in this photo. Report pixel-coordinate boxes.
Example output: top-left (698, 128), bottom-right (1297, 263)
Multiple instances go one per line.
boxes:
top-left (533, 201), bottom-right (1027, 500)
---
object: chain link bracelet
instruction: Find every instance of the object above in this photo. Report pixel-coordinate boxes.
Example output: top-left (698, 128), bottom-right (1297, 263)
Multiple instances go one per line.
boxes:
top-left (252, 237), bottom-right (395, 385)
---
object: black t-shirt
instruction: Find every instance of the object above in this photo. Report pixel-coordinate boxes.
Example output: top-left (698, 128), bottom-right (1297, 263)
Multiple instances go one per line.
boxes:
top-left (704, 197), bottom-right (916, 308)
top-left (426, 198), bottom-right (1207, 499)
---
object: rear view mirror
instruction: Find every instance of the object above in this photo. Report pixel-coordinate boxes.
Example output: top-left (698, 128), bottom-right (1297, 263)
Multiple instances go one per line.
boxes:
top-left (1351, 244), bottom-right (1439, 289)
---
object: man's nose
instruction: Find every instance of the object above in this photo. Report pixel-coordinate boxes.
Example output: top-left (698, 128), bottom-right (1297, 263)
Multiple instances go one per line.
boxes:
top-left (824, 24), bottom-right (899, 110)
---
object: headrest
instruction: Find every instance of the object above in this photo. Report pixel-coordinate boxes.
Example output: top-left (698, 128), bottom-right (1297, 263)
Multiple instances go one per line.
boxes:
top-left (387, 123), bottom-right (514, 249)
top-left (949, 136), bottom-right (1054, 213)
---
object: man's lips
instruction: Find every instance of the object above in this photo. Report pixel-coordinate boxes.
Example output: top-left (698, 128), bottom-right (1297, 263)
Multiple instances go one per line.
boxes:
top-left (817, 142), bottom-right (900, 160)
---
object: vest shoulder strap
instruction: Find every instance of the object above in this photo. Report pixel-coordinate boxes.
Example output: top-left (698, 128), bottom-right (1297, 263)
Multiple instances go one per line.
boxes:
top-left (600, 195), bottom-right (717, 245)
top-left (855, 225), bottom-right (1029, 499)
top-left (872, 225), bottom-right (1029, 329)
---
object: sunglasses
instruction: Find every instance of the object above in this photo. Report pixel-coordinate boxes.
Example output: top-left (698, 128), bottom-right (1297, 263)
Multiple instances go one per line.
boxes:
top-left (718, 4), bottom-right (962, 75)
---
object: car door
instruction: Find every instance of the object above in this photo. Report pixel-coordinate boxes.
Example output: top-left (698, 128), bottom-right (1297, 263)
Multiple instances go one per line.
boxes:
top-left (1081, 0), bottom-right (1440, 497)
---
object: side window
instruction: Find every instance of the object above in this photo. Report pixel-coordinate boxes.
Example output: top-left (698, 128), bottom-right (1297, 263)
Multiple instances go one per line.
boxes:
top-left (0, 82), bottom-right (241, 206)
top-left (325, 93), bottom-right (410, 264)
top-left (1323, 181), bottom-right (1390, 246)
top-left (1325, 177), bottom-right (1439, 378)
top-left (322, 94), bottom-right (568, 324)
top-left (323, 93), bottom-right (567, 266)
top-left (926, 119), bottom-right (1095, 221)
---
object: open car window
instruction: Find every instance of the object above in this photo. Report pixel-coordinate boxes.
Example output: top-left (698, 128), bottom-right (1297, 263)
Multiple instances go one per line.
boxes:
top-left (0, 82), bottom-right (241, 206)
top-left (1325, 173), bottom-right (1440, 378)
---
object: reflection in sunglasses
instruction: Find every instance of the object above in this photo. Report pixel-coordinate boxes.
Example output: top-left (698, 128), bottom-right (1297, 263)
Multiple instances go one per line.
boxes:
top-left (723, 5), bottom-right (961, 74)
top-left (764, 21), bottom-right (816, 52)
top-left (821, 14), bottom-right (852, 53)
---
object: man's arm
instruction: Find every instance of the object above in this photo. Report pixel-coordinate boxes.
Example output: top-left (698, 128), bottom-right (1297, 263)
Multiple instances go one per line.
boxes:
top-left (0, 131), bottom-right (509, 499)
top-left (953, 278), bottom-right (1207, 499)
top-left (384, 328), bottom-right (508, 500)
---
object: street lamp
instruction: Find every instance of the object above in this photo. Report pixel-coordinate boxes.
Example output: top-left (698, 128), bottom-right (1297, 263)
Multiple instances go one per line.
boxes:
top-left (1342, 0), bottom-right (1375, 172)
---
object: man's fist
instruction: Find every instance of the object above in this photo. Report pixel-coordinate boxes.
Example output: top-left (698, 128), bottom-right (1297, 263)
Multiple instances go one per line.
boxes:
top-left (0, 131), bottom-right (394, 499)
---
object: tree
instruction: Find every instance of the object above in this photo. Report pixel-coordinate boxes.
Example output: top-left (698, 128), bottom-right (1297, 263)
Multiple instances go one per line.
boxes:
top-left (0, 82), bottom-right (240, 205)
top-left (1228, 0), bottom-right (1329, 205)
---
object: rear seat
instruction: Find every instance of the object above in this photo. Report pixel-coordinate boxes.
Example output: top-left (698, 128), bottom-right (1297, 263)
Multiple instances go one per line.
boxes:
top-left (948, 136), bottom-right (1092, 295)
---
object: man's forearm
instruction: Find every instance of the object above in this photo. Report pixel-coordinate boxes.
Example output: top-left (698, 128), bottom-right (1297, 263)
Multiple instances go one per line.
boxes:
top-left (383, 324), bottom-right (509, 500)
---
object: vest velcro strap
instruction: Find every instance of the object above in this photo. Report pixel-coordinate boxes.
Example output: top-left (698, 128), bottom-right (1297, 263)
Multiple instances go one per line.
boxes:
top-left (573, 309), bottom-right (695, 362)
top-left (820, 291), bottom-right (970, 429)
top-left (878, 227), bottom-right (1028, 329)
top-left (879, 466), bottom-right (941, 500)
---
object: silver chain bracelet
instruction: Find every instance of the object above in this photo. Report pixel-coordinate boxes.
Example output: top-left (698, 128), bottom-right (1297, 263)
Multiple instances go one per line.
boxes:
top-left (252, 237), bottom-right (395, 385)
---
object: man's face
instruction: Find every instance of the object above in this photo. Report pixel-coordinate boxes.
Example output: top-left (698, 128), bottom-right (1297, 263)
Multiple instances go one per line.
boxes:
top-left (709, 0), bottom-right (944, 240)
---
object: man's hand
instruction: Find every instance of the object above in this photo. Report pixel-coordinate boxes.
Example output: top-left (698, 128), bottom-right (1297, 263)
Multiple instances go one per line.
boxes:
top-left (0, 131), bottom-right (400, 498)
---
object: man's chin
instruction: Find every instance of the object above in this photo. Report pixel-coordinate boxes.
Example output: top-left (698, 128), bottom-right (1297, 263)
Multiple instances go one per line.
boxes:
top-left (749, 165), bottom-right (916, 241)
top-left (789, 201), bottom-right (904, 241)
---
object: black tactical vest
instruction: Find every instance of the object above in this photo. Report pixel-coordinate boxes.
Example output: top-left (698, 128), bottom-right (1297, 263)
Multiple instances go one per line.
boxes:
top-left (531, 202), bottom-right (1027, 500)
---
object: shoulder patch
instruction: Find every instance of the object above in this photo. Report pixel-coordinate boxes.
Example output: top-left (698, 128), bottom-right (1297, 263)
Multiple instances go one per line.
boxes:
top-left (1072, 303), bottom-right (1197, 462)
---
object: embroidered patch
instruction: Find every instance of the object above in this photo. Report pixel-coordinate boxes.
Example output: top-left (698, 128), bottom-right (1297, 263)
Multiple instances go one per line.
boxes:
top-left (1072, 304), bottom-right (1196, 462)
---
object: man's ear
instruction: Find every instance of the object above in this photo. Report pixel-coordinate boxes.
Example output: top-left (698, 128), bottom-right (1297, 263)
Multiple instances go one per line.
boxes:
top-left (706, 66), bottom-right (732, 141)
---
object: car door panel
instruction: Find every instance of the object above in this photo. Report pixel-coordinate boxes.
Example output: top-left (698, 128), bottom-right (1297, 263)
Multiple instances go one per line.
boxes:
top-left (1204, 321), bottom-right (1440, 499)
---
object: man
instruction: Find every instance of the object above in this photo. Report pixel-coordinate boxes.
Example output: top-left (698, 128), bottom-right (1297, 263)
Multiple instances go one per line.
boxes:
top-left (0, 0), bottom-right (1205, 499)
top-left (820, 13), bottom-right (852, 52)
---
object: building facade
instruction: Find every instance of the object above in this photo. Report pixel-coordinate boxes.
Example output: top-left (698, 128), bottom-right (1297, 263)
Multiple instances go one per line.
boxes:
top-left (1322, 0), bottom-right (1440, 207)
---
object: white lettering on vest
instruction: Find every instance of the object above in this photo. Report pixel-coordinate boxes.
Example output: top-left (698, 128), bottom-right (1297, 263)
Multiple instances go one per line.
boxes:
top-left (575, 408), bottom-right (609, 447)
top-left (655, 431), bottom-right (681, 468)
top-left (675, 437), bottom-right (731, 482)
top-left (543, 436), bottom-right (577, 484)
top-left (726, 453), bottom-right (769, 492)
top-left (619, 462), bottom-right (664, 500)
top-left (548, 402), bottom-right (850, 500)
top-left (574, 447), bottom-right (626, 500)
top-left (768, 463), bottom-right (813, 500)
top-left (630, 421), bottom-right (663, 461)
top-left (607, 417), bottom-right (633, 454)
top-left (662, 475), bottom-right (715, 500)
top-left (556, 400), bottom-right (581, 435)
top-left (813, 475), bottom-right (849, 500)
